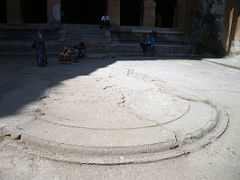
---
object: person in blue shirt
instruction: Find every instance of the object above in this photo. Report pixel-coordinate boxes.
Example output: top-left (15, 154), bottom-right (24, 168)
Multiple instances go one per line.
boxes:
top-left (146, 33), bottom-right (155, 54)
top-left (147, 33), bottom-right (155, 48)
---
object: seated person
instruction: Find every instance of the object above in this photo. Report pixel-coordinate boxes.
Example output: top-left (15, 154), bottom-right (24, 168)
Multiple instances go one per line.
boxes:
top-left (73, 45), bottom-right (80, 62)
top-left (100, 14), bottom-right (110, 29)
top-left (140, 33), bottom-right (147, 53)
top-left (146, 33), bottom-right (155, 52)
top-left (77, 42), bottom-right (86, 57)
top-left (59, 47), bottom-right (74, 62)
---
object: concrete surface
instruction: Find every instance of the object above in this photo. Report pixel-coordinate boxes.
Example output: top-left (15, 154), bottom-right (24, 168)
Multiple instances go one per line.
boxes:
top-left (205, 55), bottom-right (240, 70)
top-left (0, 55), bottom-right (239, 179)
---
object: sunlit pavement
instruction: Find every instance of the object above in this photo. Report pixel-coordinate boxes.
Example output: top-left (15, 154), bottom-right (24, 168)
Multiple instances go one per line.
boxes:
top-left (0, 56), bottom-right (239, 179)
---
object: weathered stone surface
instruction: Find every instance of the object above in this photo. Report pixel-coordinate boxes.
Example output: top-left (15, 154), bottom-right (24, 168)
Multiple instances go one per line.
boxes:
top-left (191, 0), bottom-right (225, 56)
top-left (1, 56), bottom-right (240, 178)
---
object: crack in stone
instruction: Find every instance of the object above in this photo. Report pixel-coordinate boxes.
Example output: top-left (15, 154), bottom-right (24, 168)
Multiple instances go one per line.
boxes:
top-left (0, 134), bottom-right (11, 143)
top-left (188, 88), bottom-right (240, 94)
top-left (126, 69), bottom-right (225, 143)
top-left (103, 86), bottom-right (114, 90)
top-left (36, 117), bottom-right (160, 131)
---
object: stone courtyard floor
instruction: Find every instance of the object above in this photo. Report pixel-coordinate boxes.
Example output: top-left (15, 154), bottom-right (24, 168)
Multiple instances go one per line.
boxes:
top-left (0, 55), bottom-right (240, 179)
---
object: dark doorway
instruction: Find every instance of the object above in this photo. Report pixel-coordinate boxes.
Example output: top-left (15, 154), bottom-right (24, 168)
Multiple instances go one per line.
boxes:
top-left (0, 0), bottom-right (7, 23)
top-left (61, 0), bottom-right (107, 24)
top-left (23, 0), bottom-right (47, 23)
top-left (155, 0), bottom-right (177, 28)
top-left (121, 0), bottom-right (142, 26)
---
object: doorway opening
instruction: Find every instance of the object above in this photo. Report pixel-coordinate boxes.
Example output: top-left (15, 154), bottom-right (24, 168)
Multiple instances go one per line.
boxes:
top-left (155, 0), bottom-right (177, 28)
top-left (23, 0), bottom-right (47, 23)
top-left (61, 0), bottom-right (107, 24)
top-left (0, 0), bottom-right (7, 23)
top-left (121, 0), bottom-right (142, 26)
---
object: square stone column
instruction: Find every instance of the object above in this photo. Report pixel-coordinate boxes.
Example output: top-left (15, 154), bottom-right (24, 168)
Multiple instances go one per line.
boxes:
top-left (47, 0), bottom-right (61, 24)
top-left (107, 0), bottom-right (120, 25)
top-left (234, 16), bottom-right (240, 41)
top-left (7, 0), bottom-right (23, 24)
top-left (230, 16), bottom-right (240, 55)
top-left (142, 0), bottom-right (156, 27)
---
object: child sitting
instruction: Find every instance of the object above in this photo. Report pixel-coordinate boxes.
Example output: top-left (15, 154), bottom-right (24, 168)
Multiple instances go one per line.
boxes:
top-left (77, 42), bottom-right (86, 58)
top-left (59, 47), bottom-right (74, 63)
top-left (73, 45), bottom-right (80, 62)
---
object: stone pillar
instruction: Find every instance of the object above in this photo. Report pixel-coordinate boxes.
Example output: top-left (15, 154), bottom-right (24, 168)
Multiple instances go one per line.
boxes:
top-left (107, 0), bottom-right (120, 25)
top-left (182, 0), bottom-right (199, 35)
top-left (235, 17), bottom-right (240, 42)
top-left (176, 0), bottom-right (186, 29)
top-left (7, 0), bottom-right (23, 24)
top-left (142, 0), bottom-right (156, 27)
top-left (47, 0), bottom-right (61, 24)
top-left (230, 16), bottom-right (240, 55)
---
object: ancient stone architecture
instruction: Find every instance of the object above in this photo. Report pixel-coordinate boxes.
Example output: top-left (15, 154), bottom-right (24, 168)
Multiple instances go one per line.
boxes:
top-left (0, 0), bottom-right (239, 55)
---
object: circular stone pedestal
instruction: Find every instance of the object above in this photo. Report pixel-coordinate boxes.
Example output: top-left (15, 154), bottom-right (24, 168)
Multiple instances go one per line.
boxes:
top-left (1, 67), bottom-right (228, 165)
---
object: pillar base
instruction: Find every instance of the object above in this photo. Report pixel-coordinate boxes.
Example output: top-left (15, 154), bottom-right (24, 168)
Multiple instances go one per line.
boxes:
top-left (142, 0), bottom-right (156, 27)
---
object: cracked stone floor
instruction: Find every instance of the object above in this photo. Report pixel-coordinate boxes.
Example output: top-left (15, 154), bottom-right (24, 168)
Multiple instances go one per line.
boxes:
top-left (0, 56), bottom-right (240, 179)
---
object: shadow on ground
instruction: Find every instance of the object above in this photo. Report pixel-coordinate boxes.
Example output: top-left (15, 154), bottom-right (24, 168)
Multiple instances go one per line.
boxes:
top-left (0, 55), bottom-right (202, 119)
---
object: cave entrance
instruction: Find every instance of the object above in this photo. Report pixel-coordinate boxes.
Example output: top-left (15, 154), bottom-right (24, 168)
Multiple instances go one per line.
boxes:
top-left (61, 0), bottom-right (107, 24)
top-left (120, 0), bottom-right (142, 26)
top-left (23, 0), bottom-right (47, 23)
top-left (155, 0), bottom-right (177, 27)
top-left (0, 0), bottom-right (7, 23)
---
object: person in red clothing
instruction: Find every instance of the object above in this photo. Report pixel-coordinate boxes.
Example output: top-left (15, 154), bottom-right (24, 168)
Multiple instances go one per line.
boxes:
top-left (77, 42), bottom-right (86, 57)
top-left (59, 47), bottom-right (73, 63)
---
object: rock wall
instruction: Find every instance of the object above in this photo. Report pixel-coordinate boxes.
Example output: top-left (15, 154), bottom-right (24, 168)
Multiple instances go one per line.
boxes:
top-left (191, 0), bottom-right (225, 56)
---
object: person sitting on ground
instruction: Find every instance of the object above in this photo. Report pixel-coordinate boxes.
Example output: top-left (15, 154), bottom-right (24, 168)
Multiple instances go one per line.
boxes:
top-left (73, 45), bottom-right (80, 62)
top-left (140, 33), bottom-right (148, 53)
top-left (146, 33), bottom-right (155, 54)
top-left (77, 42), bottom-right (86, 57)
top-left (59, 47), bottom-right (74, 63)
top-left (100, 14), bottom-right (110, 29)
